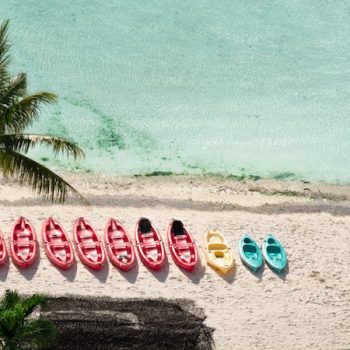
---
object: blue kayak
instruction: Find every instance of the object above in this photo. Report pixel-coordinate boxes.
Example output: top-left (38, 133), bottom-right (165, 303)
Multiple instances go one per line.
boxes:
top-left (238, 234), bottom-right (263, 272)
top-left (262, 234), bottom-right (287, 273)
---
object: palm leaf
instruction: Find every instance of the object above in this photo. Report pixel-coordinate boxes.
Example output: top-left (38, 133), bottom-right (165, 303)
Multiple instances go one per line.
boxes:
top-left (0, 291), bottom-right (20, 311)
top-left (0, 20), bottom-right (10, 86)
top-left (0, 134), bottom-right (84, 159)
top-left (0, 20), bottom-right (10, 66)
top-left (0, 73), bottom-right (27, 106)
top-left (21, 294), bottom-right (47, 317)
top-left (0, 149), bottom-right (89, 204)
top-left (0, 92), bottom-right (57, 134)
top-left (17, 319), bottom-right (57, 349)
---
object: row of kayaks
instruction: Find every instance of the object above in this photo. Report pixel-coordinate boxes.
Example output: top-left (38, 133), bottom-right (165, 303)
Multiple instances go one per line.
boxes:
top-left (206, 231), bottom-right (287, 274)
top-left (1, 217), bottom-right (198, 271)
top-left (0, 216), bottom-right (287, 274)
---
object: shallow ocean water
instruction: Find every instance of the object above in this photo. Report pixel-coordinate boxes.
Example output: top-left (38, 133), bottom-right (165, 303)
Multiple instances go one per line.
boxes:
top-left (1, 1), bottom-right (350, 183)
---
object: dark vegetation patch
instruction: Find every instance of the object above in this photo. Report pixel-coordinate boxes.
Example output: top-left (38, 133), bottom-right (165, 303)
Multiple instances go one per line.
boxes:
top-left (145, 171), bottom-right (176, 176)
top-left (44, 296), bottom-right (214, 350)
top-left (273, 172), bottom-right (297, 180)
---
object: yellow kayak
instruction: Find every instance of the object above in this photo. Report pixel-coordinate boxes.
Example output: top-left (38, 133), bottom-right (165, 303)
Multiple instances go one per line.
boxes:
top-left (204, 230), bottom-right (235, 274)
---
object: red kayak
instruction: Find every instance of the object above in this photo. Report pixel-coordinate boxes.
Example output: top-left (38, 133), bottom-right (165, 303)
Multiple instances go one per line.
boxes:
top-left (42, 217), bottom-right (75, 270)
top-left (10, 217), bottom-right (38, 268)
top-left (135, 218), bottom-right (166, 270)
top-left (104, 218), bottom-right (135, 271)
top-left (0, 229), bottom-right (8, 265)
top-left (167, 220), bottom-right (198, 271)
top-left (73, 217), bottom-right (106, 270)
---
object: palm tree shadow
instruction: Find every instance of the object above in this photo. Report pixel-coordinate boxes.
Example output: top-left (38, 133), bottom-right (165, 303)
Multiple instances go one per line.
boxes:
top-left (84, 261), bottom-right (109, 283)
top-left (55, 262), bottom-right (78, 282)
top-left (0, 259), bottom-right (10, 281)
top-left (146, 260), bottom-right (170, 282)
top-left (115, 259), bottom-right (139, 284)
top-left (178, 260), bottom-right (206, 284)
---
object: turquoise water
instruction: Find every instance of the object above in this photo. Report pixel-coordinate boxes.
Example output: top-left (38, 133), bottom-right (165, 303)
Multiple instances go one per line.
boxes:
top-left (2, 1), bottom-right (350, 183)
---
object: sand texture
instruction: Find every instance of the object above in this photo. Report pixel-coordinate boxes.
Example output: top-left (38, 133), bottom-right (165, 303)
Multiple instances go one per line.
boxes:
top-left (0, 174), bottom-right (349, 349)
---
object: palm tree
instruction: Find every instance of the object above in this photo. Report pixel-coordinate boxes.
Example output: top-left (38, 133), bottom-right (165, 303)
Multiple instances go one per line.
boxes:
top-left (0, 20), bottom-right (87, 203)
top-left (0, 290), bottom-right (56, 350)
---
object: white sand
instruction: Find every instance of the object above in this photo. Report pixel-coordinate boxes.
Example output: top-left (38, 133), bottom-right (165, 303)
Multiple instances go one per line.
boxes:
top-left (0, 174), bottom-right (349, 349)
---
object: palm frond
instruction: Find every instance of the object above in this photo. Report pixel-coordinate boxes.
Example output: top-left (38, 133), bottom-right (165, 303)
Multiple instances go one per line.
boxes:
top-left (0, 20), bottom-right (10, 66)
top-left (17, 319), bottom-right (57, 349)
top-left (21, 294), bottom-right (48, 317)
top-left (0, 20), bottom-right (10, 86)
top-left (0, 72), bottom-right (27, 106)
top-left (0, 92), bottom-right (57, 133)
top-left (0, 149), bottom-right (89, 204)
top-left (0, 134), bottom-right (84, 159)
top-left (0, 290), bottom-right (20, 311)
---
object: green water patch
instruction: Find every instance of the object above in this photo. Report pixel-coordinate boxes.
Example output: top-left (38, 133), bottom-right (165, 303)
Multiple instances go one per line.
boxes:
top-left (63, 96), bottom-right (126, 150)
top-left (62, 95), bottom-right (158, 154)
top-left (46, 107), bottom-right (69, 138)
top-left (96, 115), bottom-right (126, 150)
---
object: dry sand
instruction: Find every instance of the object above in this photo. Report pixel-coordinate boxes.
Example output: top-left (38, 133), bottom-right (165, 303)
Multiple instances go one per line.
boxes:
top-left (0, 174), bottom-right (349, 349)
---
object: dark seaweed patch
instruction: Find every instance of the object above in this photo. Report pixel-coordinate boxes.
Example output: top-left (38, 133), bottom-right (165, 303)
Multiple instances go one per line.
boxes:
top-left (44, 295), bottom-right (214, 350)
top-left (273, 172), bottom-right (297, 180)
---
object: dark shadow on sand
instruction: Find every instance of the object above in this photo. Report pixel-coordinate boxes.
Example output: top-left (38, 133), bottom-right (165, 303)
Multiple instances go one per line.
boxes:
top-left (115, 258), bottom-right (139, 284)
top-left (245, 261), bottom-right (265, 280)
top-left (55, 262), bottom-right (78, 282)
top-left (15, 258), bottom-right (40, 280)
top-left (207, 264), bottom-right (236, 284)
top-left (84, 261), bottom-right (109, 282)
top-left (0, 259), bottom-right (10, 281)
top-left (15, 247), bottom-right (40, 280)
top-left (276, 261), bottom-right (289, 281)
top-left (177, 260), bottom-right (206, 284)
top-left (144, 259), bottom-right (169, 282)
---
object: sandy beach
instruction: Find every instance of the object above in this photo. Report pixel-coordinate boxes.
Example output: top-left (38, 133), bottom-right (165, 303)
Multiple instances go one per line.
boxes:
top-left (0, 174), bottom-right (349, 349)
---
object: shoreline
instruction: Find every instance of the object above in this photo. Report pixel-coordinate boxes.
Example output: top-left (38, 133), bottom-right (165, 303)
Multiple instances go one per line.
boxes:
top-left (64, 172), bottom-right (350, 200)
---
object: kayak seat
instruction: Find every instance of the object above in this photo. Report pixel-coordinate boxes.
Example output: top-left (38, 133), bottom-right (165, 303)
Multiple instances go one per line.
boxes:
top-left (267, 245), bottom-right (281, 254)
top-left (48, 242), bottom-right (70, 248)
top-left (78, 242), bottom-right (101, 248)
top-left (139, 241), bottom-right (160, 248)
top-left (18, 231), bottom-right (31, 237)
top-left (207, 242), bottom-right (228, 252)
top-left (213, 251), bottom-right (225, 258)
top-left (13, 242), bottom-right (34, 248)
top-left (140, 232), bottom-right (153, 238)
top-left (243, 237), bottom-right (252, 244)
top-left (243, 245), bottom-right (257, 253)
top-left (267, 238), bottom-right (276, 245)
top-left (174, 234), bottom-right (186, 240)
top-left (110, 242), bottom-right (130, 249)
top-left (171, 242), bottom-right (193, 249)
